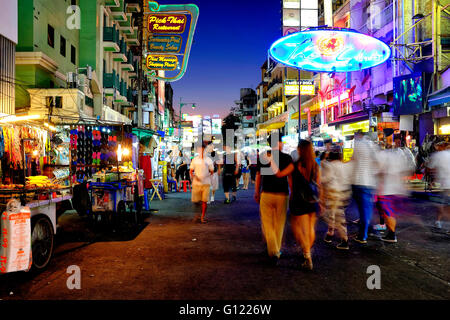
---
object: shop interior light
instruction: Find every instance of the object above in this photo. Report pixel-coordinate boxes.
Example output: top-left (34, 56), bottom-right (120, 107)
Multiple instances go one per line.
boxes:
top-left (122, 148), bottom-right (130, 156)
top-left (439, 124), bottom-right (450, 135)
top-left (0, 114), bottom-right (41, 123)
top-left (44, 122), bottom-right (57, 132)
top-left (32, 150), bottom-right (39, 157)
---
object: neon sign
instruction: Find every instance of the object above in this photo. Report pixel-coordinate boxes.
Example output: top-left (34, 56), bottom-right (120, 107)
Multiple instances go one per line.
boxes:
top-left (269, 29), bottom-right (391, 72)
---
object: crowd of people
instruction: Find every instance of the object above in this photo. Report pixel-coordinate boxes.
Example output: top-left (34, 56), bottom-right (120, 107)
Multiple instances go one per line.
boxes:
top-left (170, 131), bottom-right (449, 271)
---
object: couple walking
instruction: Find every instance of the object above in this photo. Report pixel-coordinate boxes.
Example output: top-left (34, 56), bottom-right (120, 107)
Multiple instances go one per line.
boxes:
top-left (254, 134), bottom-right (319, 270)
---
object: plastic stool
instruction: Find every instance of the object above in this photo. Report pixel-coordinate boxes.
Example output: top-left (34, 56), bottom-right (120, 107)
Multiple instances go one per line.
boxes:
top-left (181, 180), bottom-right (191, 193)
top-left (143, 189), bottom-right (150, 210)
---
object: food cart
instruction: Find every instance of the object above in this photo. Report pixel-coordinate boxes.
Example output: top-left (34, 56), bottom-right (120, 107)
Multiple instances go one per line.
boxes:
top-left (0, 118), bottom-right (72, 272)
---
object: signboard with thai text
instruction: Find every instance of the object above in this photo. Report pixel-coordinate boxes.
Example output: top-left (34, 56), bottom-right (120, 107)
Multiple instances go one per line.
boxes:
top-left (144, 1), bottom-right (199, 82)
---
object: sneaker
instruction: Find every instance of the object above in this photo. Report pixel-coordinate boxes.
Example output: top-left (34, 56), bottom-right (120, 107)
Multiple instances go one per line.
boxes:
top-left (435, 220), bottom-right (443, 229)
top-left (231, 196), bottom-right (237, 202)
top-left (368, 229), bottom-right (382, 240)
top-left (373, 224), bottom-right (387, 231)
top-left (354, 237), bottom-right (367, 244)
top-left (336, 240), bottom-right (350, 250)
top-left (324, 233), bottom-right (333, 243)
top-left (382, 231), bottom-right (397, 243)
top-left (224, 199), bottom-right (231, 204)
top-left (211, 195), bottom-right (215, 202)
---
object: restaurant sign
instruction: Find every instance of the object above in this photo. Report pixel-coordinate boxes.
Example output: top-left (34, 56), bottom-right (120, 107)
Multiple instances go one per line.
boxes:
top-left (144, 1), bottom-right (199, 82)
top-left (284, 79), bottom-right (315, 96)
top-left (148, 14), bottom-right (187, 34)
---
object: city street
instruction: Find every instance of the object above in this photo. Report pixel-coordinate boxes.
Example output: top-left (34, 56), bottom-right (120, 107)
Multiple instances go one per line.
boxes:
top-left (1, 186), bottom-right (449, 300)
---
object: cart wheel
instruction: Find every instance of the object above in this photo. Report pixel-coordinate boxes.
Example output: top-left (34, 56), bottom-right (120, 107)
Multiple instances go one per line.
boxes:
top-left (31, 215), bottom-right (54, 271)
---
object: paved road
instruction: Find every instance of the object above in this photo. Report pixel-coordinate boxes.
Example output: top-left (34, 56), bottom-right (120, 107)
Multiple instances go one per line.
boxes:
top-left (1, 185), bottom-right (449, 300)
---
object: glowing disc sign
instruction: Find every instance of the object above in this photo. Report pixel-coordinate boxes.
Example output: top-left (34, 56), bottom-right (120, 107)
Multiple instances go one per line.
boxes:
top-left (269, 29), bottom-right (391, 72)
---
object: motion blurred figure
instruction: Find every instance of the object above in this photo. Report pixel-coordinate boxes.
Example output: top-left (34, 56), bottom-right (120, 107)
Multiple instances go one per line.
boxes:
top-left (428, 142), bottom-right (450, 229)
top-left (321, 148), bottom-right (353, 250)
top-left (375, 142), bottom-right (414, 242)
top-left (351, 131), bottom-right (380, 244)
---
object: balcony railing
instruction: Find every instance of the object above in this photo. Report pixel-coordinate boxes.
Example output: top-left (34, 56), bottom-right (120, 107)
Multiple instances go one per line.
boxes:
top-left (104, 70), bottom-right (120, 89)
top-left (267, 78), bottom-right (282, 91)
top-left (103, 26), bottom-right (120, 44)
top-left (268, 96), bottom-right (282, 107)
top-left (85, 96), bottom-right (94, 108)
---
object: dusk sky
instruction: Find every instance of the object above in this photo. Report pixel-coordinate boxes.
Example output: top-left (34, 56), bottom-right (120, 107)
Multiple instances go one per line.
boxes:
top-left (168, 0), bottom-right (282, 119)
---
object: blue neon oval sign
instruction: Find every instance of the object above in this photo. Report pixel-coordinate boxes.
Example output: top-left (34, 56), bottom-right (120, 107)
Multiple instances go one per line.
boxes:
top-left (269, 29), bottom-right (391, 72)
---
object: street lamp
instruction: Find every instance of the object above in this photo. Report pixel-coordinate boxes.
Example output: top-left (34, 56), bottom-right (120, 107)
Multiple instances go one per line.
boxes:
top-left (179, 98), bottom-right (197, 144)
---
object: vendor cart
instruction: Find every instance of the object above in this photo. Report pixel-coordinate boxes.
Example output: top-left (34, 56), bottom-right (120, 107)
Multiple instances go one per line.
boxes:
top-left (88, 179), bottom-right (143, 229)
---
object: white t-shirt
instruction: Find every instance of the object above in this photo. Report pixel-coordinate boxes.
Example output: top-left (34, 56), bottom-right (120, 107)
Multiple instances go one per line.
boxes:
top-left (190, 156), bottom-right (214, 186)
top-left (376, 149), bottom-right (409, 196)
top-left (321, 160), bottom-right (353, 192)
top-left (429, 150), bottom-right (450, 190)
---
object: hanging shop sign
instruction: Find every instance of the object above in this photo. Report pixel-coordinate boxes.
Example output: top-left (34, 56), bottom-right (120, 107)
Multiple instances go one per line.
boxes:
top-left (269, 28), bottom-right (391, 73)
top-left (148, 35), bottom-right (183, 53)
top-left (342, 120), bottom-right (370, 135)
top-left (148, 14), bottom-right (187, 34)
top-left (146, 54), bottom-right (178, 71)
top-left (324, 89), bottom-right (351, 107)
top-left (144, 1), bottom-right (199, 82)
top-left (284, 80), bottom-right (315, 96)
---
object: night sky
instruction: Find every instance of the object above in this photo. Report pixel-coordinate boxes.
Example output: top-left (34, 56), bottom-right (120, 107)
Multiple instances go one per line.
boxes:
top-left (165, 0), bottom-right (282, 118)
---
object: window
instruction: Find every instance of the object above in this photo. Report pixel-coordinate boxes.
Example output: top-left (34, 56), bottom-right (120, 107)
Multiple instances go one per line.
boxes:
top-left (71, 45), bottom-right (76, 64)
top-left (49, 81), bottom-right (54, 88)
top-left (71, 0), bottom-right (77, 5)
top-left (46, 96), bottom-right (62, 108)
top-left (60, 36), bottom-right (66, 57)
top-left (48, 25), bottom-right (54, 48)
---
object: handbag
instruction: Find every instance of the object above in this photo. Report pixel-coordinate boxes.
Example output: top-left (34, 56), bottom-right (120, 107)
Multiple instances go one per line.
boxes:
top-left (296, 167), bottom-right (319, 204)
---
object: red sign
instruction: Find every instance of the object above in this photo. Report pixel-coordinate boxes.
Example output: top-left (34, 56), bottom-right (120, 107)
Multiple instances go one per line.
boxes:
top-left (148, 14), bottom-right (187, 34)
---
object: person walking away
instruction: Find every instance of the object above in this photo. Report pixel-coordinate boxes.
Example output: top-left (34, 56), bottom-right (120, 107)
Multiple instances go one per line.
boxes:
top-left (375, 144), bottom-right (411, 243)
top-left (254, 133), bottom-right (293, 266)
top-left (190, 144), bottom-right (214, 223)
top-left (270, 139), bottom-right (320, 270)
top-left (220, 145), bottom-right (238, 204)
top-left (210, 151), bottom-right (219, 203)
top-left (351, 131), bottom-right (380, 244)
top-left (235, 152), bottom-right (243, 190)
top-left (428, 142), bottom-right (450, 229)
top-left (321, 149), bottom-right (353, 249)
top-left (249, 150), bottom-right (258, 184)
top-left (242, 154), bottom-right (251, 190)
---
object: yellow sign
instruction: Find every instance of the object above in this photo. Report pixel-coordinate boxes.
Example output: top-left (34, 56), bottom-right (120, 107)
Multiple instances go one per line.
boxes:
top-left (146, 55), bottom-right (178, 71)
top-left (342, 120), bottom-right (370, 135)
top-left (285, 84), bottom-right (315, 96)
top-left (343, 148), bottom-right (354, 162)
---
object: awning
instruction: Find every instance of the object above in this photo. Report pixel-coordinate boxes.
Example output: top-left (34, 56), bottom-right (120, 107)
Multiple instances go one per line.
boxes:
top-left (428, 86), bottom-right (450, 107)
top-left (265, 122), bottom-right (286, 131)
top-left (132, 127), bottom-right (156, 140)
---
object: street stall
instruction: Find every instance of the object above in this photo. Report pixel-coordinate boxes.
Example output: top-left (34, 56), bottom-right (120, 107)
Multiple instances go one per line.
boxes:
top-left (64, 122), bottom-right (145, 229)
top-left (0, 117), bottom-right (72, 272)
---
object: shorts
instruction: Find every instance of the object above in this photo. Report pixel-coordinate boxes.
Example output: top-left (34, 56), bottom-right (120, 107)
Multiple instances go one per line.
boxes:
top-left (377, 195), bottom-right (401, 218)
top-left (223, 174), bottom-right (236, 193)
top-left (192, 184), bottom-right (211, 203)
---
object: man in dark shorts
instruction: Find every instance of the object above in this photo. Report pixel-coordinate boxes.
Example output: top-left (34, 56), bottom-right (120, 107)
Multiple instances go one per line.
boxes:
top-left (254, 132), bottom-right (293, 265)
top-left (220, 145), bottom-right (239, 204)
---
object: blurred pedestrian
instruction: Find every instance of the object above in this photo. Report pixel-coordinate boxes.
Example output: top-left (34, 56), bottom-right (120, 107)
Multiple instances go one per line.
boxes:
top-left (428, 142), bottom-right (450, 229)
top-left (321, 149), bottom-right (352, 250)
top-left (190, 143), bottom-right (214, 223)
top-left (270, 139), bottom-right (320, 270)
top-left (221, 145), bottom-right (238, 204)
top-left (351, 131), bottom-right (380, 244)
top-left (242, 154), bottom-right (251, 190)
top-left (249, 150), bottom-right (258, 184)
top-left (375, 143), bottom-right (412, 243)
top-left (254, 132), bottom-right (293, 266)
top-left (210, 151), bottom-right (219, 203)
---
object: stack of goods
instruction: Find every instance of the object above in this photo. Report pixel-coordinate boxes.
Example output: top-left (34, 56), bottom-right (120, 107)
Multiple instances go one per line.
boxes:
top-left (25, 176), bottom-right (58, 189)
